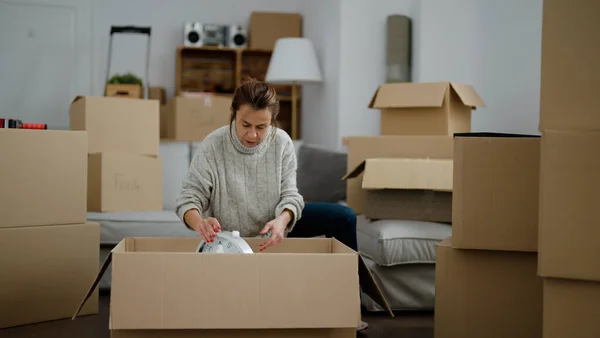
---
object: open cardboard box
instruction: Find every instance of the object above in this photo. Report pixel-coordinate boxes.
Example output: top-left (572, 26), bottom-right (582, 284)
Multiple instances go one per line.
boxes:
top-left (343, 157), bottom-right (453, 223)
top-left (74, 236), bottom-right (392, 337)
top-left (368, 81), bottom-right (485, 136)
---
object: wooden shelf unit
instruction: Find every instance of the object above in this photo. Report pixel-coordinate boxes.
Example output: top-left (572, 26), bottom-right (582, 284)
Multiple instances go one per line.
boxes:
top-left (175, 46), bottom-right (302, 139)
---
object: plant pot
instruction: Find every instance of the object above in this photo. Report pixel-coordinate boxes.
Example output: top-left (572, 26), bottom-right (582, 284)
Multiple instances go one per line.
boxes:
top-left (105, 84), bottom-right (143, 99)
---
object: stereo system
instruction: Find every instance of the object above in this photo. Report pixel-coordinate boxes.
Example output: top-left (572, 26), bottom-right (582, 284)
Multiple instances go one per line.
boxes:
top-left (184, 22), bottom-right (247, 48)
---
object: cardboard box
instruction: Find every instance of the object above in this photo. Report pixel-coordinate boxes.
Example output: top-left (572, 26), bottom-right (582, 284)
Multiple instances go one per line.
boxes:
top-left (539, 130), bottom-right (600, 282)
top-left (368, 82), bottom-right (485, 136)
top-left (149, 87), bottom-right (166, 105)
top-left (0, 129), bottom-right (87, 229)
top-left (74, 237), bottom-right (392, 337)
top-left (0, 222), bottom-right (99, 329)
top-left (70, 96), bottom-right (159, 156)
top-left (249, 12), bottom-right (302, 50)
top-left (434, 237), bottom-right (542, 338)
top-left (539, 0), bottom-right (600, 131)
top-left (344, 135), bottom-right (454, 214)
top-left (343, 158), bottom-right (452, 222)
top-left (452, 133), bottom-right (541, 252)
top-left (162, 95), bottom-right (231, 141)
top-left (542, 278), bottom-right (600, 338)
top-left (159, 104), bottom-right (167, 139)
top-left (105, 84), bottom-right (143, 99)
top-left (109, 329), bottom-right (355, 338)
top-left (88, 153), bottom-right (163, 212)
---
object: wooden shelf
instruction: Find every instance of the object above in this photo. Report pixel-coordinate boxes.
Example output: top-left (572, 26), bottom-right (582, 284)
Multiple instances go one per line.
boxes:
top-left (175, 45), bottom-right (302, 139)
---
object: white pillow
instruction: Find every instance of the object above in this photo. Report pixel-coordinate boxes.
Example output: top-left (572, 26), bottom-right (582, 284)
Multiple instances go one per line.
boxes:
top-left (357, 218), bottom-right (452, 266)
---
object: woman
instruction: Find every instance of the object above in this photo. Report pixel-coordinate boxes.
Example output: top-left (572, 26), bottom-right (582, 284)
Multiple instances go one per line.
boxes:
top-left (176, 79), bottom-right (367, 330)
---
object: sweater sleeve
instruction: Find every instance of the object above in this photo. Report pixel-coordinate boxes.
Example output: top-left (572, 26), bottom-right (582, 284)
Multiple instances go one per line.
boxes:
top-left (275, 142), bottom-right (305, 233)
top-left (175, 145), bottom-right (213, 229)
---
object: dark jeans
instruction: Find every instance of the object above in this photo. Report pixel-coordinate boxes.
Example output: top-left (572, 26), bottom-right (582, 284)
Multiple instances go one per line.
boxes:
top-left (288, 202), bottom-right (358, 251)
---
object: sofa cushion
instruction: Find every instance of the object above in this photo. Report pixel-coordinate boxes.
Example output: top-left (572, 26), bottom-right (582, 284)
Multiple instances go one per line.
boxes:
top-left (296, 143), bottom-right (347, 203)
top-left (357, 217), bottom-right (452, 266)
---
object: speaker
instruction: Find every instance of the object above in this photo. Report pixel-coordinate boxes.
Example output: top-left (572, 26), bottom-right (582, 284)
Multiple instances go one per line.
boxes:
top-left (201, 24), bottom-right (226, 47)
top-left (184, 22), bottom-right (203, 46)
top-left (227, 25), bottom-right (248, 48)
top-left (183, 23), bottom-right (227, 47)
top-left (386, 15), bottom-right (412, 83)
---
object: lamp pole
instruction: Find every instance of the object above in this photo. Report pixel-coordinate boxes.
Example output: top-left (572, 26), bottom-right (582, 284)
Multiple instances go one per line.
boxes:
top-left (291, 81), bottom-right (299, 139)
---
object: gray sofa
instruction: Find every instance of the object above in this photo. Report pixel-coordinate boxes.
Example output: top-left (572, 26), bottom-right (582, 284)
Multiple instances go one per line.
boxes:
top-left (89, 140), bottom-right (450, 312)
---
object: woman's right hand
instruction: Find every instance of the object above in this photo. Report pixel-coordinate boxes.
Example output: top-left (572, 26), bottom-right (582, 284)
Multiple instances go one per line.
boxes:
top-left (184, 209), bottom-right (221, 243)
top-left (193, 217), bottom-right (221, 243)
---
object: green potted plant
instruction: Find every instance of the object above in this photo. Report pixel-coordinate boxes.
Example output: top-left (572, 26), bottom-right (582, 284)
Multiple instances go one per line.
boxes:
top-left (105, 72), bottom-right (144, 98)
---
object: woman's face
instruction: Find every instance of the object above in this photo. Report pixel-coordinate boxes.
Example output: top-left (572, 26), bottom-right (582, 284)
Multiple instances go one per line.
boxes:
top-left (235, 104), bottom-right (272, 147)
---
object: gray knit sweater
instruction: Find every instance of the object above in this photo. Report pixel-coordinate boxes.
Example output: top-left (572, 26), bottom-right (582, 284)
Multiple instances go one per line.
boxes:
top-left (175, 123), bottom-right (305, 237)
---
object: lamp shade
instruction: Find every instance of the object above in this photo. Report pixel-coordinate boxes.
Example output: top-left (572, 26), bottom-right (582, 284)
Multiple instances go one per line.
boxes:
top-left (265, 38), bottom-right (323, 84)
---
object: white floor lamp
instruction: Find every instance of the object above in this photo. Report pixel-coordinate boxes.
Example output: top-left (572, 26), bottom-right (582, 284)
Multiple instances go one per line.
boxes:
top-left (265, 38), bottom-right (323, 140)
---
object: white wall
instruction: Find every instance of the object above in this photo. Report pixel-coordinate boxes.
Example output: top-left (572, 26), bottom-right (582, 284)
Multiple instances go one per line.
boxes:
top-left (337, 0), bottom-right (416, 146)
top-left (415, 0), bottom-right (543, 136)
top-left (296, 0), bottom-right (341, 149)
top-left (298, 0), bottom-right (544, 150)
top-left (471, 0), bottom-right (543, 135)
top-left (91, 0), bottom-right (300, 97)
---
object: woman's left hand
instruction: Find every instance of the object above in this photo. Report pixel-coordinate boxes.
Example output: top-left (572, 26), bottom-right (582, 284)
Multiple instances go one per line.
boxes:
top-left (259, 215), bottom-right (289, 252)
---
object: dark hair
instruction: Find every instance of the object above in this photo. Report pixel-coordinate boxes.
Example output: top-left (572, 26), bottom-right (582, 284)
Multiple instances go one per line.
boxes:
top-left (229, 78), bottom-right (280, 137)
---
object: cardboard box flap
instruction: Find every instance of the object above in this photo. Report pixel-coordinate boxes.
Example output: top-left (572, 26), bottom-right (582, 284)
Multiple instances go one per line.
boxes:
top-left (358, 255), bottom-right (394, 317)
top-left (72, 239), bottom-right (128, 320)
top-left (341, 160), bottom-right (366, 180)
top-left (368, 82), bottom-right (447, 109)
top-left (343, 158), bottom-right (453, 191)
top-left (449, 82), bottom-right (486, 108)
top-left (438, 236), bottom-right (452, 248)
top-left (71, 95), bottom-right (85, 104)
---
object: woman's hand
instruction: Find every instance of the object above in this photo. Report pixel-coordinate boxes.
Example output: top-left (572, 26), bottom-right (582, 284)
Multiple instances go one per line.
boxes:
top-left (259, 209), bottom-right (293, 252)
top-left (194, 217), bottom-right (221, 243)
top-left (184, 209), bottom-right (221, 243)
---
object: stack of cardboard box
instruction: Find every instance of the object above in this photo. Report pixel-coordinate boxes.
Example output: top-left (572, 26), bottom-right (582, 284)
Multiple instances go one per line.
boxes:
top-left (343, 82), bottom-right (484, 223)
top-left (69, 96), bottom-right (163, 212)
top-left (537, 1), bottom-right (600, 337)
top-left (0, 128), bottom-right (99, 329)
top-left (434, 133), bottom-right (544, 338)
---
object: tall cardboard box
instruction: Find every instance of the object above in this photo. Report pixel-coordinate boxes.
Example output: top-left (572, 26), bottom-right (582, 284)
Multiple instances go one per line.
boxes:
top-left (368, 82), bottom-right (485, 136)
top-left (0, 129), bottom-right (99, 328)
top-left (70, 95), bottom-right (163, 212)
top-left (434, 238), bottom-right (543, 338)
top-left (434, 133), bottom-right (543, 338)
top-left (0, 129), bottom-right (87, 228)
top-left (452, 133), bottom-right (541, 252)
top-left (539, 0), bottom-right (600, 131)
top-left (74, 237), bottom-right (393, 337)
top-left (538, 1), bottom-right (600, 336)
